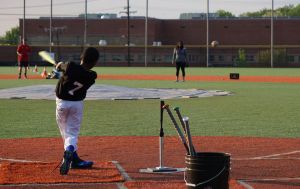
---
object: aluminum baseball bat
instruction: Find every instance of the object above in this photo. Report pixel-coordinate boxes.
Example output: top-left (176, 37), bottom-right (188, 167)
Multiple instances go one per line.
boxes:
top-left (183, 116), bottom-right (196, 156)
top-left (163, 104), bottom-right (190, 154)
top-left (174, 106), bottom-right (195, 154)
top-left (173, 107), bottom-right (186, 134)
top-left (38, 51), bottom-right (57, 66)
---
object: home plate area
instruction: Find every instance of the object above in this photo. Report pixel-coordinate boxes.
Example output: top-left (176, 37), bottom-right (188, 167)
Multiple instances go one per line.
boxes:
top-left (0, 84), bottom-right (231, 100)
top-left (0, 161), bottom-right (243, 189)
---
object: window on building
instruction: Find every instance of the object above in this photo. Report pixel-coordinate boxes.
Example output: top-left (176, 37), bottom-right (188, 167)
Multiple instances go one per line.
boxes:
top-left (152, 55), bottom-right (162, 62)
top-left (218, 55), bottom-right (224, 62)
top-left (188, 55), bottom-right (192, 62)
top-left (287, 56), bottom-right (295, 62)
top-left (156, 56), bottom-right (162, 62)
top-left (125, 55), bottom-right (134, 62)
top-left (246, 55), bottom-right (254, 62)
top-left (71, 55), bottom-right (81, 62)
top-left (112, 55), bottom-right (122, 62)
top-left (189, 55), bottom-right (198, 62)
top-left (232, 55), bottom-right (237, 62)
top-left (138, 55), bottom-right (144, 62)
top-left (99, 54), bottom-right (106, 62)
top-left (164, 55), bottom-right (173, 62)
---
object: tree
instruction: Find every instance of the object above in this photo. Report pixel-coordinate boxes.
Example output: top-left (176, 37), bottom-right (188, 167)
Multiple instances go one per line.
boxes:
top-left (235, 48), bottom-right (247, 67)
top-left (258, 49), bottom-right (287, 67)
top-left (0, 26), bottom-right (19, 45)
top-left (240, 8), bottom-right (270, 17)
top-left (216, 10), bottom-right (235, 17)
top-left (240, 3), bottom-right (300, 17)
top-left (288, 4), bottom-right (300, 16)
top-left (277, 5), bottom-right (294, 16)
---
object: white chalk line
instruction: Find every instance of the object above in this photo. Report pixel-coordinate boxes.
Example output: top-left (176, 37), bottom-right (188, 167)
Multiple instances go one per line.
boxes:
top-left (111, 161), bottom-right (131, 189)
top-left (233, 151), bottom-right (300, 189)
top-left (111, 161), bottom-right (132, 181)
top-left (241, 177), bottom-right (300, 182)
top-left (232, 150), bottom-right (300, 161)
top-left (233, 157), bottom-right (300, 160)
top-left (237, 177), bottom-right (300, 189)
top-left (237, 180), bottom-right (255, 189)
top-left (0, 157), bottom-right (45, 163)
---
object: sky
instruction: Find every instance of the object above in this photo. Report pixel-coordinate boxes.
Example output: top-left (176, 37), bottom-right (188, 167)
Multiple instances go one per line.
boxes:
top-left (0, 0), bottom-right (299, 36)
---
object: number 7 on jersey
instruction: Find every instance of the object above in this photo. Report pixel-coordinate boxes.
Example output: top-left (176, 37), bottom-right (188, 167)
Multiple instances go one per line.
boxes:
top-left (68, 81), bottom-right (83, 95)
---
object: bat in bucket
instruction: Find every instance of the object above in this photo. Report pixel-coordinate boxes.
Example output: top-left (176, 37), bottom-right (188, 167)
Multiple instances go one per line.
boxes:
top-left (163, 104), bottom-right (190, 154)
top-left (38, 51), bottom-right (57, 66)
top-left (182, 116), bottom-right (196, 156)
top-left (174, 107), bottom-right (186, 134)
top-left (174, 107), bottom-right (196, 154)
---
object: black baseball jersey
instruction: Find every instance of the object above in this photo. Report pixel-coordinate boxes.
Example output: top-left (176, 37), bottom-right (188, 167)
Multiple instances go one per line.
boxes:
top-left (55, 62), bottom-right (97, 101)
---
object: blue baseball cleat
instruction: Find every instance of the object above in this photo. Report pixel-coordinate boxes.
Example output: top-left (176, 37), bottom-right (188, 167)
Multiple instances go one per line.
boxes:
top-left (71, 151), bottom-right (94, 169)
top-left (60, 145), bottom-right (74, 175)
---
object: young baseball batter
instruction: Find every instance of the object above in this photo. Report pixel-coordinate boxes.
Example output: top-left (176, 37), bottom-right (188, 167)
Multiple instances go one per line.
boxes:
top-left (55, 47), bottom-right (99, 175)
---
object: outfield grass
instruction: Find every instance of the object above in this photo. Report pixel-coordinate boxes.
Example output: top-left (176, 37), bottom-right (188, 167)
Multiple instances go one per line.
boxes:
top-left (0, 68), bottom-right (299, 139)
top-left (1, 66), bottom-right (300, 76)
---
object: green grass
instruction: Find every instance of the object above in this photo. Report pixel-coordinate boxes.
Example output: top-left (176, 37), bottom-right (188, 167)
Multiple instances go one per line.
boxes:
top-left (0, 69), bottom-right (299, 139)
top-left (1, 66), bottom-right (300, 76)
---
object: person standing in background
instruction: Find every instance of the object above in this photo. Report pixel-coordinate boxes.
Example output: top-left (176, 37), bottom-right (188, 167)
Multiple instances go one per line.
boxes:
top-left (172, 41), bottom-right (188, 82)
top-left (17, 38), bottom-right (31, 79)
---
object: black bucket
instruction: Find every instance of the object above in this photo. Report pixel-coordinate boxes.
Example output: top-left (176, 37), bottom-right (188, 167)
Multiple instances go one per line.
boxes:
top-left (185, 152), bottom-right (230, 189)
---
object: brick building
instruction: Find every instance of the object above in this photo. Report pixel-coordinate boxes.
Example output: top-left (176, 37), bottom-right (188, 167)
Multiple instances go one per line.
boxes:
top-left (1, 17), bottom-right (299, 67)
top-left (21, 17), bottom-right (300, 46)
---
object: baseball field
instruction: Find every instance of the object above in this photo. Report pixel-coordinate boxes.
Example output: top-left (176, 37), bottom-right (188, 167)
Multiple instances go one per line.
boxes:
top-left (0, 66), bottom-right (299, 189)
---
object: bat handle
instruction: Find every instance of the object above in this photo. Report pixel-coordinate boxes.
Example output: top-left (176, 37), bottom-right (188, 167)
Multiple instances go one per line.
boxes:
top-left (174, 107), bottom-right (186, 133)
top-left (183, 117), bottom-right (196, 156)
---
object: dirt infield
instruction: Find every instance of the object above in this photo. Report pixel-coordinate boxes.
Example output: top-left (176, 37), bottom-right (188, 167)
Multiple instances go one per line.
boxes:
top-left (0, 136), bottom-right (299, 189)
top-left (0, 73), bottom-right (299, 188)
top-left (100, 74), bottom-right (300, 83)
top-left (0, 161), bottom-right (123, 184)
top-left (2, 74), bottom-right (300, 83)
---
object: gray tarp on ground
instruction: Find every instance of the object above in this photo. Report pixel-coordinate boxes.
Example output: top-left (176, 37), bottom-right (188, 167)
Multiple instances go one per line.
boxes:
top-left (0, 85), bottom-right (230, 100)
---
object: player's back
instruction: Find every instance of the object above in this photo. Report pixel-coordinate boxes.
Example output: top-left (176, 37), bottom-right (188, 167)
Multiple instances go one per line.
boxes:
top-left (56, 62), bottom-right (97, 101)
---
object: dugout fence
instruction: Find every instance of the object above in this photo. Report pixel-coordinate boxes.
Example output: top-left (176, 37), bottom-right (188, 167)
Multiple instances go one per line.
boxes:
top-left (1, 45), bottom-right (300, 67)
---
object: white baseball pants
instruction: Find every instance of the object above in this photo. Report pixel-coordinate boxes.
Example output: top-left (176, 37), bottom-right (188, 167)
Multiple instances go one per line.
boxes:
top-left (56, 98), bottom-right (83, 151)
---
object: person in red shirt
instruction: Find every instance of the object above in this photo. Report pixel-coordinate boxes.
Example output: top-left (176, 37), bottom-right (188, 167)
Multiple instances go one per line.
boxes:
top-left (17, 38), bottom-right (31, 79)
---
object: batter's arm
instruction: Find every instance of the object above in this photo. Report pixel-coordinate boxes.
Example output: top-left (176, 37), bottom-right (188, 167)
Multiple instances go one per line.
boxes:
top-left (56, 62), bottom-right (67, 72)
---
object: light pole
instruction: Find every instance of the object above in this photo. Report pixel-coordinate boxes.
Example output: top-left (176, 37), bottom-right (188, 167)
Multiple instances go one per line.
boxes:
top-left (127, 0), bottom-right (130, 66)
top-left (206, 0), bottom-right (209, 67)
top-left (50, 0), bottom-right (52, 52)
top-left (271, 0), bottom-right (274, 68)
top-left (145, 0), bottom-right (148, 67)
top-left (23, 0), bottom-right (25, 41)
top-left (84, 0), bottom-right (87, 46)
top-left (120, 0), bottom-right (136, 66)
